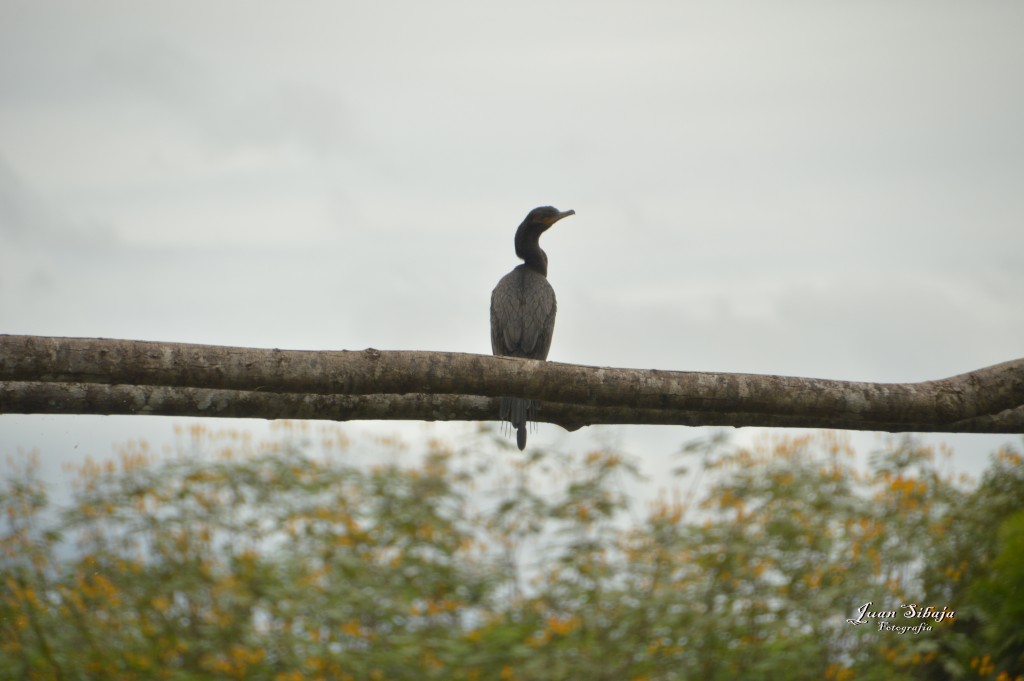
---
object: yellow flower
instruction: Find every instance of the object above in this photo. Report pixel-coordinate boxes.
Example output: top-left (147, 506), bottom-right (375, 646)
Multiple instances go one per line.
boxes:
top-left (340, 619), bottom-right (363, 638)
top-left (545, 614), bottom-right (581, 636)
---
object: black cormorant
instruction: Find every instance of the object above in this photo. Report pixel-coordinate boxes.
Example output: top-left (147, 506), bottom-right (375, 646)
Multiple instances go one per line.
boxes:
top-left (490, 206), bottom-right (575, 449)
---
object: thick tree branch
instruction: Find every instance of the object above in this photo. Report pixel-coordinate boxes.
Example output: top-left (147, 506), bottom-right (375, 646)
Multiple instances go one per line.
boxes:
top-left (2, 381), bottom-right (1023, 433)
top-left (1, 335), bottom-right (1023, 433)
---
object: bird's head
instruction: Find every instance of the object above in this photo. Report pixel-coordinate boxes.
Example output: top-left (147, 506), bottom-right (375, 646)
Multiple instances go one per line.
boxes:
top-left (525, 206), bottom-right (575, 232)
top-left (514, 206), bottom-right (575, 272)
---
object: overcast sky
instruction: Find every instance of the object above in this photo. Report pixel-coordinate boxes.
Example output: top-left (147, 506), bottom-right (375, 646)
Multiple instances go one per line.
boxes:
top-left (2, 1), bottom-right (1023, 485)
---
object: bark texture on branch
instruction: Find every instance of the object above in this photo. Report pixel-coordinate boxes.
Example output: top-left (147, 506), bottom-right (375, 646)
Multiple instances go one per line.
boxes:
top-left (2, 381), bottom-right (1023, 433)
top-left (2, 335), bottom-right (1023, 433)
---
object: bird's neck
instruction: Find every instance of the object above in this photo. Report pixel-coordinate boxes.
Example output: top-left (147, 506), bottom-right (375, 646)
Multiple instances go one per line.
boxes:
top-left (516, 238), bottom-right (548, 276)
top-left (515, 225), bottom-right (548, 276)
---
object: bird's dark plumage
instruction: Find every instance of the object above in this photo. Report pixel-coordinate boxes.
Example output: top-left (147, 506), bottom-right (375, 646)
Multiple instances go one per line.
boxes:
top-left (490, 206), bottom-right (574, 449)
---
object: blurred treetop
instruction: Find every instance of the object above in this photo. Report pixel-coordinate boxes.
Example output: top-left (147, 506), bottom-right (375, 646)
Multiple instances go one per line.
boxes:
top-left (2, 426), bottom-right (1023, 680)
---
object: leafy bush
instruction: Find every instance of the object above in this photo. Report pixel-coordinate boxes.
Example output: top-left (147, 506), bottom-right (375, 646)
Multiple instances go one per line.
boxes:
top-left (2, 425), bottom-right (1021, 680)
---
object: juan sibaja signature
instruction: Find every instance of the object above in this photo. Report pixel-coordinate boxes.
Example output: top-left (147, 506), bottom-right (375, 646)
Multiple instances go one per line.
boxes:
top-left (846, 601), bottom-right (955, 634)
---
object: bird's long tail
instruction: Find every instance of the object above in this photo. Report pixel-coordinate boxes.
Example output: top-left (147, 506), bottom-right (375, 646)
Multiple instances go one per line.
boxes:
top-left (499, 397), bottom-right (540, 451)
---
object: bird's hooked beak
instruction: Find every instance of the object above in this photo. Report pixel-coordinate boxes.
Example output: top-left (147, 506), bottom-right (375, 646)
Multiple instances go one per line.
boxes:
top-left (546, 209), bottom-right (575, 226)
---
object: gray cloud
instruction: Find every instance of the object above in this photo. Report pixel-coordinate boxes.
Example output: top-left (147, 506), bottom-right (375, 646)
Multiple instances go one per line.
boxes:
top-left (90, 42), bottom-right (352, 156)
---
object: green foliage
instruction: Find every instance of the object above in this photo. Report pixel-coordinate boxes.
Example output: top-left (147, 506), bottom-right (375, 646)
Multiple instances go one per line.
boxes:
top-left (911, 446), bottom-right (1024, 681)
top-left (1, 426), bottom-right (1022, 680)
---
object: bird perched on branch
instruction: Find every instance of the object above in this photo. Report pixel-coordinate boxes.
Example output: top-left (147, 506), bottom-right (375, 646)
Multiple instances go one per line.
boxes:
top-left (490, 206), bottom-right (575, 449)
